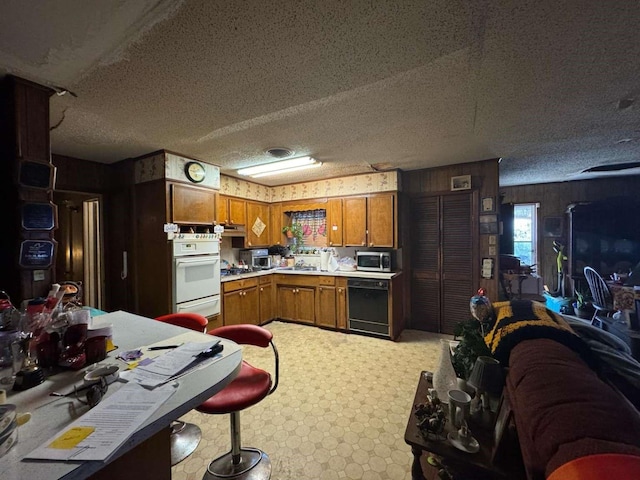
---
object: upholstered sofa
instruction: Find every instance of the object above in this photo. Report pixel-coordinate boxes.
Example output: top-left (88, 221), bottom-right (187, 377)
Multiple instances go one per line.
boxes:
top-left (484, 300), bottom-right (640, 479)
top-left (507, 338), bottom-right (640, 479)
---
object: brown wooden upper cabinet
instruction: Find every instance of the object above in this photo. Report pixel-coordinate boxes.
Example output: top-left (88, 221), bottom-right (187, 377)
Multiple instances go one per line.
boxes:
top-left (269, 203), bottom-right (283, 245)
top-left (343, 193), bottom-right (396, 247)
top-left (216, 194), bottom-right (246, 225)
top-left (171, 183), bottom-right (216, 225)
top-left (327, 198), bottom-right (343, 246)
top-left (245, 201), bottom-right (270, 247)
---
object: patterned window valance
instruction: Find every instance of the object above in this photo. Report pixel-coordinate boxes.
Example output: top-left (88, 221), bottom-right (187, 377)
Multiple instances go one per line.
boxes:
top-left (291, 209), bottom-right (327, 246)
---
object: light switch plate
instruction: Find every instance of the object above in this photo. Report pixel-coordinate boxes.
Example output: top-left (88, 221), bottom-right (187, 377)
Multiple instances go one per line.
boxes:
top-left (33, 270), bottom-right (45, 281)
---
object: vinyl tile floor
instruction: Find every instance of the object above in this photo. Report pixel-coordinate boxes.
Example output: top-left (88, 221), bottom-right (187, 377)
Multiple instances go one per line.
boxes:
top-left (172, 321), bottom-right (448, 480)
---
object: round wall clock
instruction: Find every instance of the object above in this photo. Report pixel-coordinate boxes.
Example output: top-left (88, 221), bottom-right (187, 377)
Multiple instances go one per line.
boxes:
top-left (185, 161), bottom-right (206, 183)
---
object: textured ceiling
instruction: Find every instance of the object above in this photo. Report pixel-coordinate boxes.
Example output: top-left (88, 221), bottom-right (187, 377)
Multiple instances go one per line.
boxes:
top-left (1, 0), bottom-right (639, 186)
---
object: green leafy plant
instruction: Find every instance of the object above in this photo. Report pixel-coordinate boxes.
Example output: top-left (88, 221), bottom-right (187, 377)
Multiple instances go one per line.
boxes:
top-left (282, 223), bottom-right (304, 252)
top-left (575, 289), bottom-right (586, 308)
top-left (574, 287), bottom-right (594, 308)
top-left (572, 287), bottom-right (594, 318)
top-left (451, 319), bottom-right (492, 380)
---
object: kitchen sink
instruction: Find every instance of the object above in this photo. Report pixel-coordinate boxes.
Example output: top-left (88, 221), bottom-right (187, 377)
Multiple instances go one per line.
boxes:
top-left (294, 265), bottom-right (318, 271)
top-left (277, 265), bottom-right (318, 271)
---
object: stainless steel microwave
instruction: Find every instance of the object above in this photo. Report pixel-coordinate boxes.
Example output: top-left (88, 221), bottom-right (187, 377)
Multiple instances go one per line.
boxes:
top-left (356, 251), bottom-right (393, 272)
top-left (240, 248), bottom-right (272, 270)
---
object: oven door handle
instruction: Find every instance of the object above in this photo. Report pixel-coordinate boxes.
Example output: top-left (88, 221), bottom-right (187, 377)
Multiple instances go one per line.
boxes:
top-left (180, 297), bottom-right (219, 309)
top-left (176, 257), bottom-right (219, 268)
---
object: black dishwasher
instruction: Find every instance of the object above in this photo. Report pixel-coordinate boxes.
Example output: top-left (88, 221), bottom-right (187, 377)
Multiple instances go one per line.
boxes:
top-left (348, 278), bottom-right (389, 337)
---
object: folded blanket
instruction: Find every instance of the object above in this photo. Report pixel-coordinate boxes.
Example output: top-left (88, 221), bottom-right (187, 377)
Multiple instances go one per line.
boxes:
top-left (484, 300), bottom-right (593, 366)
top-left (563, 315), bottom-right (640, 408)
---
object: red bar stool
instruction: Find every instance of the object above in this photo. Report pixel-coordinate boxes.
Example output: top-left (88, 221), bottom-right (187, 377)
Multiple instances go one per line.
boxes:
top-left (155, 312), bottom-right (208, 465)
top-left (197, 324), bottom-right (279, 480)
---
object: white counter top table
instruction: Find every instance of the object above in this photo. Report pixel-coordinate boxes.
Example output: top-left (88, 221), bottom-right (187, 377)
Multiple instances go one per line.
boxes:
top-left (0, 310), bottom-right (242, 480)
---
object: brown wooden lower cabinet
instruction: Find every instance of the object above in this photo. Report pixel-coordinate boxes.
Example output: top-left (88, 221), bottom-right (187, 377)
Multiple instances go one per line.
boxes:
top-left (258, 276), bottom-right (274, 324)
top-left (277, 286), bottom-right (315, 324)
top-left (316, 285), bottom-right (337, 328)
top-left (222, 278), bottom-right (259, 325)
top-left (222, 273), bottom-right (399, 336)
top-left (336, 277), bottom-right (348, 330)
top-left (206, 314), bottom-right (223, 331)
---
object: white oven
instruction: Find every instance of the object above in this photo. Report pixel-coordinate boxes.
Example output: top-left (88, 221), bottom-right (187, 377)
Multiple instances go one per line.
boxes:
top-left (172, 234), bottom-right (221, 317)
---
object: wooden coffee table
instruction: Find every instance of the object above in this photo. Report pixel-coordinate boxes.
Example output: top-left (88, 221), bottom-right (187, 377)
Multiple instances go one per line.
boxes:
top-left (404, 371), bottom-right (525, 480)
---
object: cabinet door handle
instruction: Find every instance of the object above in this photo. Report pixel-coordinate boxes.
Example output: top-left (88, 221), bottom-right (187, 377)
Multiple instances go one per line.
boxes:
top-left (361, 241), bottom-right (365, 246)
top-left (338, 288), bottom-right (343, 292)
top-left (319, 287), bottom-right (323, 292)
top-left (260, 287), bottom-right (263, 291)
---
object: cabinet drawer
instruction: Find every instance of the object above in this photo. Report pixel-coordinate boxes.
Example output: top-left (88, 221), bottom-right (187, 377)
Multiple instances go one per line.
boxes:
top-left (274, 274), bottom-right (318, 287)
top-left (318, 276), bottom-right (335, 286)
top-left (223, 277), bottom-right (258, 292)
top-left (259, 275), bottom-right (272, 285)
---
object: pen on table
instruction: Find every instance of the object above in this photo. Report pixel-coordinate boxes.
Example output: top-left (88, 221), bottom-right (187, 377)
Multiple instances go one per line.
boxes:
top-left (148, 344), bottom-right (182, 351)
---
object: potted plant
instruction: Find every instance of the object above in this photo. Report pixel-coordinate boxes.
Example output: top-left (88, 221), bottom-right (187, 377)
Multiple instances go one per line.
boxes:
top-left (451, 319), bottom-right (492, 385)
top-left (573, 289), bottom-right (594, 319)
top-left (282, 223), bottom-right (304, 252)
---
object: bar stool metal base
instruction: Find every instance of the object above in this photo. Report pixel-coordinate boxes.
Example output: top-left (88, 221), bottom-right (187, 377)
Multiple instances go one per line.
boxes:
top-left (170, 421), bottom-right (202, 466)
top-left (203, 448), bottom-right (271, 480)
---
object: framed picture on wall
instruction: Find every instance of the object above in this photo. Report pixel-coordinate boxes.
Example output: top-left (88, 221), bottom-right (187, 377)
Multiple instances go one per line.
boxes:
top-left (450, 174), bottom-right (471, 191)
top-left (543, 216), bottom-right (563, 237)
top-left (481, 196), bottom-right (495, 212)
top-left (480, 214), bottom-right (499, 234)
top-left (18, 160), bottom-right (56, 190)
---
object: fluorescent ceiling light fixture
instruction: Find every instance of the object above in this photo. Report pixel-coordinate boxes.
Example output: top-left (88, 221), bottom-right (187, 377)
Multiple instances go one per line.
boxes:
top-left (251, 162), bottom-right (323, 178)
top-left (237, 156), bottom-right (320, 177)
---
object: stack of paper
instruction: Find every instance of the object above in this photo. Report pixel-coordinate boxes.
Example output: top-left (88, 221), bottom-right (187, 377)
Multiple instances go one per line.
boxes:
top-left (123, 340), bottom-right (221, 388)
top-left (26, 383), bottom-right (176, 461)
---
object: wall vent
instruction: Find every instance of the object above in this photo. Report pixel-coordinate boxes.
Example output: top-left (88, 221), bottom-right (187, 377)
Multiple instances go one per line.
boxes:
top-left (266, 147), bottom-right (294, 158)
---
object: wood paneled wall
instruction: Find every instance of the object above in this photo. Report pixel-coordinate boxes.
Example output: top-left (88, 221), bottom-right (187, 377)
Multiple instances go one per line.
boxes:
top-left (0, 76), bottom-right (54, 303)
top-left (51, 154), bottom-right (137, 312)
top-left (53, 154), bottom-right (112, 193)
top-left (501, 176), bottom-right (640, 294)
top-left (401, 159), bottom-right (500, 330)
top-left (403, 159), bottom-right (500, 296)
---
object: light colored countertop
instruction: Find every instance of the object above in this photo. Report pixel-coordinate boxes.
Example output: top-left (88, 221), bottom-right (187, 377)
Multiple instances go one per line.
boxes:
top-left (221, 268), bottom-right (401, 282)
top-left (0, 310), bottom-right (242, 480)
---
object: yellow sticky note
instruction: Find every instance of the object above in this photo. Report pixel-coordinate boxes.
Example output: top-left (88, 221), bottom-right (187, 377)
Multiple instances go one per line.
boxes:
top-left (49, 427), bottom-right (95, 449)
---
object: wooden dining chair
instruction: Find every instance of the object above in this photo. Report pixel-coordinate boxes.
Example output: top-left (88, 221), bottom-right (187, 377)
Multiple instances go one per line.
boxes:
top-left (583, 266), bottom-right (615, 326)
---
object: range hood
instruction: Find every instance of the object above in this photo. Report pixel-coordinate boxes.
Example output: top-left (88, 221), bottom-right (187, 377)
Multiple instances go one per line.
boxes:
top-left (220, 225), bottom-right (246, 237)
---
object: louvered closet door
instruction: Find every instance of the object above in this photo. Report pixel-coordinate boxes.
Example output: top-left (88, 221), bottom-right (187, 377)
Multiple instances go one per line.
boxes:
top-left (411, 193), bottom-right (475, 334)
top-left (441, 194), bottom-right (474, 334)
top-left (411, 197), bottom-right (441, 332)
